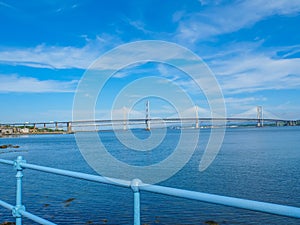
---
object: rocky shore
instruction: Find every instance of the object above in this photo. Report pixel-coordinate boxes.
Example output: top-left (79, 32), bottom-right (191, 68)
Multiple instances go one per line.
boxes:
top-left (0, 144), bottom-right (20, 149)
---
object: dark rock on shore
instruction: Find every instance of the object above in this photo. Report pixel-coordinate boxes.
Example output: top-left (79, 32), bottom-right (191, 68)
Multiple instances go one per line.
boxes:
top-left (0, 222), bottom-right (16, 225)
top-left (0, 144), bottom-right (20, 149)
top-left (205, 220), bottom-right (219, 225)
top-left (63, 197), bottom-right (76, 207)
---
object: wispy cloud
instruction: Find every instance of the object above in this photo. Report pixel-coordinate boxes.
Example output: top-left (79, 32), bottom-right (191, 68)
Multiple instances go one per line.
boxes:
top-left (175, 0), bottom-right (300, 43)
top-left (0, 1), bottom-right (16, 9)
top-left (128, 19), bottom-right (150, 34)
top-left (277, 45), bottom-right (300, 58)
top-left (208, 44), bottom-right (300, 94)
top-left (8, 38), bottom-right (295, 109)
top-left (0, 44), bottom-right (98, 69)
top-left (0, 74), bottom-right (77, 93)
top-left (0, 35), bottom-right (122, 69)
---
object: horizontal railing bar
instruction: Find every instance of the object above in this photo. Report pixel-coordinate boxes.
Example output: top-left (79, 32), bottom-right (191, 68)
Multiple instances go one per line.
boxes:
top-left (0, 199), bottom-right (56, 225)
top-left (0, 199), bottom-right (14, 210)
top-left (0, 159), bottom-right (15, 166)
top-left (21, 210), bottom-right (57, 225)
top-left (16, 162), bottom-right (300, 219)
top-left (1, 158), bottom-right (300, 219)
top-left (19, 162), bottom-right (131, 188)
top-left (139, 184), bottom-right (300, 219)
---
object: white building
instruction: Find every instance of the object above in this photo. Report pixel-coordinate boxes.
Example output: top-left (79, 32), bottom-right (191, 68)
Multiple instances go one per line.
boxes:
top-left (19, 128), bottom-right (30, 133)
top-left (0, 127), bottom-right (14, 135)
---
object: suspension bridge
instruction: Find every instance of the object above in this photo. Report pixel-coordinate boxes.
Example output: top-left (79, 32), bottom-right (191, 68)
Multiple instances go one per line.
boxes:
top-left (0, 106), bottom-right (299, 134)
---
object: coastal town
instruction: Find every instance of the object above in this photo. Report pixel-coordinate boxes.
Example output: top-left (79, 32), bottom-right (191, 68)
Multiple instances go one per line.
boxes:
top-left (0, 125), bottom-right (65, 136)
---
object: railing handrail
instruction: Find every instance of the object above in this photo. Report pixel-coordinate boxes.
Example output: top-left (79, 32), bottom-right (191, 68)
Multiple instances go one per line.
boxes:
top-left (0, 199), bottom-right (56, 225)
top-left (0, 157), bottom-right (300, 225)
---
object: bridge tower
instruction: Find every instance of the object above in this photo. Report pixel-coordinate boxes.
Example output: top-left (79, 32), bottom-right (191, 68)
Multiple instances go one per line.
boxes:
top-left (145, 100), bottom-right (150, 131)
top-left (123, 107), bottom-right (128, 130)
top-left (257, 106), bottom-right (263, 127)
top-left (195, 105), bottom-right (199, 129)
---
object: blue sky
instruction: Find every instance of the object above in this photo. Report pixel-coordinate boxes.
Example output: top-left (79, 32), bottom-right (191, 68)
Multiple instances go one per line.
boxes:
top-left (0, 0), bottom-right (300, 123)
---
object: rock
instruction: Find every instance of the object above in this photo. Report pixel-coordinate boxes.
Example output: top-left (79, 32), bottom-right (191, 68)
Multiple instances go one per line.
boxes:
top-left (205, 221), bottom-right (219, 225)
top-left (63, 197), bottom-right (75, 207)
top-left (0, 222), bottom-right (16, 225)
top-left (63, 197), bottom-right (75, 203)
top-left (0, 144), bottom-right (20, 149)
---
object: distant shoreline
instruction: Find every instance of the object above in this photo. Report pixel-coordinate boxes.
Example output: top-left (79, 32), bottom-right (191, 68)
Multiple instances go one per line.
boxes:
top-left (1, 124), bottom-right (299, 138)
top-left (0, 131), bottom-right (73, 138)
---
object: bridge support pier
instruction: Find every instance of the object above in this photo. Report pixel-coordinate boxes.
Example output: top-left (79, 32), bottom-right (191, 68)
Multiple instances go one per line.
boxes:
top-left (145, 120), bottom-right (150, 131)
top-left (257, 106), bottom-right (263, 127)
top-left (289, 121), bottom-right (296, 126)
top-left (67, 122), bottom-right (72, 133)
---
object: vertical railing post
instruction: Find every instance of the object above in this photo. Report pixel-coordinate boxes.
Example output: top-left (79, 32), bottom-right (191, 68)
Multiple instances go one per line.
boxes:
top-left (13, 156), bottom-right (26, 225)
top-left (131, 179), bottom-right (141, 225)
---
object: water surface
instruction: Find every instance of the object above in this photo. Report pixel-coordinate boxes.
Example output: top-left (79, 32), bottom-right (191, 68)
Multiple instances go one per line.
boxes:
top-left (0, 126), bottom-right (299, 224)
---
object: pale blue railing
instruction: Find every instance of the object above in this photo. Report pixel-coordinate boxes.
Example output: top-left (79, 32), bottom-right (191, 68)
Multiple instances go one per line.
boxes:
top-left (0, 156), bottom-right (300, 225)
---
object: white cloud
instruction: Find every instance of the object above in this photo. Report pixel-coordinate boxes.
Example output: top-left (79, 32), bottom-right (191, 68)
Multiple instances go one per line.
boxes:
top-left (0, 74), bottom-right (77, 93)
top-left (0, 45), bottom-right (92, 69)
top-left (278, 45), bottom-right (300, 58)
top-left (0, 1), bottom-right (15, 9)
top-left (0, 34), bottom-right (122, 69)
top-left (224, 96), bottom-right (265, 116)
top-left (176, 0), bottom-right (300, 43)
top-left (89, 41), bottom-right (195, 71)
top-left (128, 20), bottom-right (149, 34)
top-left (210, 46), bottom-right (300, 93)
top-left (172, 11), bottom-right (185, 22)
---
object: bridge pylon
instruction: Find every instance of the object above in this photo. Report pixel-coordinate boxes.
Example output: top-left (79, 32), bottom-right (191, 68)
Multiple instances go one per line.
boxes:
top-left (145, 100), bottom-right (150, 131)
top-left (195, 105), bottom-right (199, 129)
top-left (123, 107), bottom-right (128, 130)
top-left (257, 106), bottom-right (263, 127)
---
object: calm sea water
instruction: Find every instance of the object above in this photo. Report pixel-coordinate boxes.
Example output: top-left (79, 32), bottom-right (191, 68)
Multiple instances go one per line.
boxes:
top-left (0, 126), bottom-right (299, 224)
